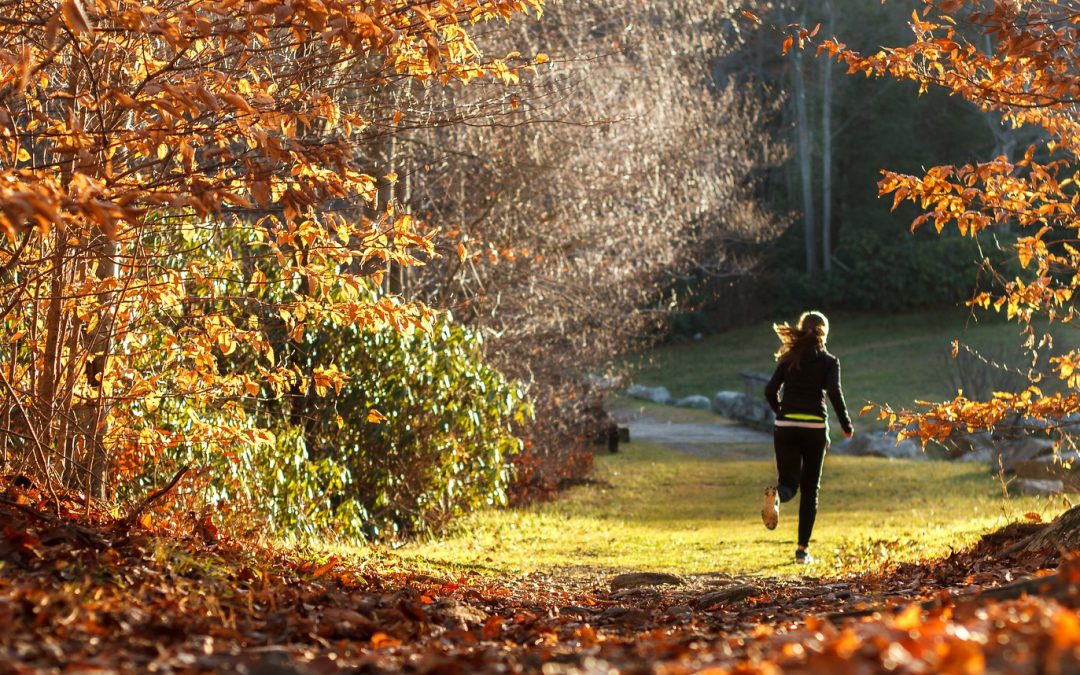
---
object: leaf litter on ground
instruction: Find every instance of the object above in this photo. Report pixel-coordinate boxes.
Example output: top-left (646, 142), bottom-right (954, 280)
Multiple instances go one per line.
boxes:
top-left (0, 477), bottom-right (1078, 674)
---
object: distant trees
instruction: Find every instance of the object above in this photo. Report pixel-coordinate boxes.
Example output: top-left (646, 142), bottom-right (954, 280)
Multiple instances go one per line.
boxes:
top-left (749, 0), bottom-right (997, 303)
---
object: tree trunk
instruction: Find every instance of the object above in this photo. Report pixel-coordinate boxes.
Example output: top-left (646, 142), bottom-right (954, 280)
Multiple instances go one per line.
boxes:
top-left (1022, 504), bottom-right (1080, 552)
top-left (34, 234), bottom-right (66, 476)
top-left (379, 135), bottom-right (403, 295)
top-left (820, 0), bottom-right (834, 274)
top-left (791, 21), bottom-right (816, 277)
top-left (72, 234), bottom-right (117, 500)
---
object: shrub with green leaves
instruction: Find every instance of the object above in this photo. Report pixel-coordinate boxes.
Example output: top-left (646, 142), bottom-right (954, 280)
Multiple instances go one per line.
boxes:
top-left (295, 316), bottom-right (530, 541)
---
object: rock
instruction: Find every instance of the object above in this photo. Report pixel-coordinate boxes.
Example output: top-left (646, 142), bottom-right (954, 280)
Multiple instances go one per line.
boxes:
top-left (667, 605), bottom-right (693, 618)
top-left (710, 390), bottom-right (774, 429)
top-left (598, 607), bottom-right (650, 628)
top-left (559, 606), bottom-right (594, 617)
top-left (609, 572), bottom-right (685, 592)
top-left (1015, 454), bottom-right (1080, 489)
top-left (940, 432), bottom-right (995, 460)
top-left (1012, 478), bottom-right (1066, 496)
top-left (693, 583), bottom-right (759, 610)
top-left (627, 384), bottom-right (672, 405)
top-left (956, 447), bottom-right (994, 463)
top-left (674, 395), bottom-right (711, 410)
top-left (433, 600), bottom-right (488, 629)
top-left (831, 432), bottom-right (924, 460)
top-left (712, 391), bottom-right (742, 418)
top-left (994, 435), bottom-right (1056, 473)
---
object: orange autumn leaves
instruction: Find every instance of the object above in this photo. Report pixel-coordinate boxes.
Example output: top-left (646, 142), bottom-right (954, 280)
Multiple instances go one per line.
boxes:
top-left (0, 0), bottom-right (545, 496)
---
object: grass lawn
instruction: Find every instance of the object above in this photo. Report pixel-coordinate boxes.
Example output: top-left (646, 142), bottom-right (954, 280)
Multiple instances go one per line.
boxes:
top-left (625, 308), bottom-right (1039, 414)
top-left (396, 440), bottom-right (1064, 578)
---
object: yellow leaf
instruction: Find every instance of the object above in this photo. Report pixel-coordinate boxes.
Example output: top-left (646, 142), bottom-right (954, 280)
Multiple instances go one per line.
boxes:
top-left (367, 409), bottom-right (386, 424)
top-left (16, 147), bottom-right (30, 163)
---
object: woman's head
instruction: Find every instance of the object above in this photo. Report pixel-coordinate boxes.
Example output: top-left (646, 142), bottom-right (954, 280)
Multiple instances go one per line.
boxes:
top-left (774, 310), bottom-right (829, 367)
top-left (798, 311), bottom-right (829, 342)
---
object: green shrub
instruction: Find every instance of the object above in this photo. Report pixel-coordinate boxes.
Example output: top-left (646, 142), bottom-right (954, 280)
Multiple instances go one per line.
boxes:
top-left (299, 316), bottom-right (530, 541)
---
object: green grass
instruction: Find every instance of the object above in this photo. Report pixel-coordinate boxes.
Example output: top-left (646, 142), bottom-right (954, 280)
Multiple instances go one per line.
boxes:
top-left (626, 308), bottom-right (1033, 412)
top-left (395, 441), bottom-right (1062, 578)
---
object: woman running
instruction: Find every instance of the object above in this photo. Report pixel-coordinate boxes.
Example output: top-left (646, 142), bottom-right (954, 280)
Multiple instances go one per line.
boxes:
top-left (761, 311), bottom-right (853, 564)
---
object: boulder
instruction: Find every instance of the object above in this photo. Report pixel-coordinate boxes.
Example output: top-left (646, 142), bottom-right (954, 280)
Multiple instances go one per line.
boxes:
top-left (627, 384), bottom-right (672, 405)
top-left (1014, 451), bottom-right (1080, 489)
top-left (831, 431), bottom-right (925, 460)
top-left (712, 391), bottom-right (742, 418)
top-left (674, 395), bottom-right (712, 410)
top-left (732, 395), bottom-right (775, 428)
top-left (993, 435), bottom-right (1055, 473)
top-left (609, 572), bottom-right (684, 592)
top-left (1012, 478), bottom-right (1066, 496)
top-left (940, 432), bottom-right (995, 460)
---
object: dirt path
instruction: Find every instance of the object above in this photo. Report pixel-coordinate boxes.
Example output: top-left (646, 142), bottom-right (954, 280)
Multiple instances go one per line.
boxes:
top-left (611, 402), bottom-right (773, 458)
top-left (625, 416), bottom-right (771, 446)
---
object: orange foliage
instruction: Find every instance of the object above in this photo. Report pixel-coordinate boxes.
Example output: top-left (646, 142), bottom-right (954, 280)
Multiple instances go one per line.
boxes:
top-left (0, 0), bottom-right (543, 499)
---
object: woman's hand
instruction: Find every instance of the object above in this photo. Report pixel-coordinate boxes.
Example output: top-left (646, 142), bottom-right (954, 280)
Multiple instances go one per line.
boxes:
top-left (844, 430), bottom-right (854, 439)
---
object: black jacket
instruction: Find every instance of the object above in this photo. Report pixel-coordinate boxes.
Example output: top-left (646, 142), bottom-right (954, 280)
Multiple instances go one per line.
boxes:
top-left (764, 350), bottom-right (853, 434)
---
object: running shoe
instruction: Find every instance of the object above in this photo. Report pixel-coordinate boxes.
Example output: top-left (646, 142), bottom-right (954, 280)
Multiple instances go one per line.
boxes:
top-left (795, 548), bottom-right (814, 564)
top-left (761, 486), bottom-right (779, 530)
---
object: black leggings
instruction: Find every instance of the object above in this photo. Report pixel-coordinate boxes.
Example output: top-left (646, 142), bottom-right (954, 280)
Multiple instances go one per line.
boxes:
top-left (773, 426), bottom-right (828, 548)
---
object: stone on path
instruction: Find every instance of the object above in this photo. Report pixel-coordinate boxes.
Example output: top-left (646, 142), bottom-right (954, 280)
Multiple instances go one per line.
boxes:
top-left (626, 384), bottom-right (672, 405)
top-left (598, 606), bottom-right (650, 628)
top-left (610, 572), bottom-right (685, 592)
top-left (693, 583), bottom-right (760, 610)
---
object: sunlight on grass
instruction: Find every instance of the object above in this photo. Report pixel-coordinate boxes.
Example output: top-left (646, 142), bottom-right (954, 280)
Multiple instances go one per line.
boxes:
top-left (392, 441), bottom-right (1066, 578)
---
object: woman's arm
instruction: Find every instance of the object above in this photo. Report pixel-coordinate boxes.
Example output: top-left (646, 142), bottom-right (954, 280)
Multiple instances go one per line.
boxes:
top-left (826, 357), bottom-right (854, 435)
top-left (764, 362), bottom-right (784, 414)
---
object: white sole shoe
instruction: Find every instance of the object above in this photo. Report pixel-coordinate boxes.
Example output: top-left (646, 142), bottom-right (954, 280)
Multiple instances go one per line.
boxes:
top-left (761, 486), bottom-right (779, 530)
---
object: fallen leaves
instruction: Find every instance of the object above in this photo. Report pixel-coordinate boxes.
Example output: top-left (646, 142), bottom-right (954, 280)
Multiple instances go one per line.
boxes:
top-left (0, 477), bottom-right (1077, 673)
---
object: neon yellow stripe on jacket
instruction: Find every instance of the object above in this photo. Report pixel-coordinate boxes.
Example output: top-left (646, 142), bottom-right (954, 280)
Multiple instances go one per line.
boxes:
top-left (784, 413), bottom-right (825, 421)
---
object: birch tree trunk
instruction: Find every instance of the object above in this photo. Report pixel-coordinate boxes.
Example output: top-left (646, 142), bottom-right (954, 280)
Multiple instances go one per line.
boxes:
top-left (792, 13), bottom-right (816, 277)
top-left (820, 0), bottom-right (834, 274)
